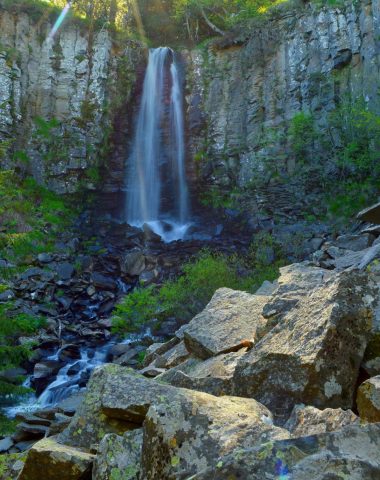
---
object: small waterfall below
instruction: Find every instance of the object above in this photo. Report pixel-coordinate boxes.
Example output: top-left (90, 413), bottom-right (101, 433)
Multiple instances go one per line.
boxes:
top-left (126, 47), bottom-right (190, 242)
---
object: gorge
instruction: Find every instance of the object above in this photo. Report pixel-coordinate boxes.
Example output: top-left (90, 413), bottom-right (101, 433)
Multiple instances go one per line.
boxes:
top-left (0, 0), bottom-right (380, 479)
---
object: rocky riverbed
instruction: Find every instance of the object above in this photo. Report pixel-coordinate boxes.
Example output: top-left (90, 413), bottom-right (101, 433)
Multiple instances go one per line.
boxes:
top-left (2, 205), bottom-right (380, 478)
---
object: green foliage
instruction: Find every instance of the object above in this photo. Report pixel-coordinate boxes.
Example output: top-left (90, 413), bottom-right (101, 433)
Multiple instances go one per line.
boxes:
top-left (0, 302), bottom-right (44, 405)
top-left (288, 111), bottom-right (316, 162)
top-left (113, 240), bottom-right (284, 335)
top-left (0, 170), bottom-right (76, 265)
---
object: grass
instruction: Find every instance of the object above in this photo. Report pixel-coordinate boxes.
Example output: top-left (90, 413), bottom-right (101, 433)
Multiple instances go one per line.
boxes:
top-left (113, 234), bottom-right (285, 335)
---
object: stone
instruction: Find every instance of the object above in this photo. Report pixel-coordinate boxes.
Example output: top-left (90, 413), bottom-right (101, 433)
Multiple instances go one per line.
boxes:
top-left (58, 344), bottom-right (81, 363)
top-left (19, 437), bottom-right (94, 480)
top-left (158, 350), bottom-right (247, 396)
top-left (92, 429), bottom-right (143, 480)
top-left (335, 233), bottom-right (373, 251)
top-left (233, 270), bottom-right (375, 421)
top-left (114, 348), bottom-right (141, 366)
top-left (192, 424), bottom-right (380, 479)
top-left (56, 263), bottom-right (75, 280)
top-left (0, 289), bottom-right (15, 301)
top-left (140, 366), bottom-right (166, 377)
top-left (357, 376), bottom-right (380, 422)
top-left (141, 389), bottom-right (289, 480)
top-left (122, 250), bottom-right (146, 276)
top-left (284, 405), bottom-right (359, 437)
top-left (182, 288), bottom-right (269, 359)
top-left (37, 253), bottom-right (53, 264)
top-left (357, 202), bottom-right (380, 224)
top-left (153, 340), bottom-right (190, 369)
top-left (107, 343), bottom-right (134, 360)
top-left (0, 436), bottom-right (14, 453)
top-left (12, 423), bottom-right (49, 441)
top-left (57, 393), bottom-right (84, 416)
top-left (91, 272), bottom-right (117, 291)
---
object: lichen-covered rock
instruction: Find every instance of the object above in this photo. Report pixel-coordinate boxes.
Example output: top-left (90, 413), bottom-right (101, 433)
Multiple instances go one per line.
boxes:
top-left (92, 429), bottom-right (143, 480)
top-left (233, 270), bottom-right (375, 421)
top-left (157, 349), bottom-right (247, 396)
top-left (182, 288), bottom-right (269, 359)
top-left (357, 376), bottom-right (380, 423)
top-left (141, 390), bottom-right (289, 480)
top-left (59, 365), bottom-right (178, 448)
top-left (18, 437), bottom-right (94, 480)
top-left (191, 424), bottom-right (380, 480)
top-left (284, 405), bottom-right (359, 437)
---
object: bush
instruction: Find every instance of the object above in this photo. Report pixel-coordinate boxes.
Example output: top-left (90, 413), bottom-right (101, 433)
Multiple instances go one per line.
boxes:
top-left (0, 302), bottom-right (45, 406)
top-left (113, 240), bottom-right (284, 335)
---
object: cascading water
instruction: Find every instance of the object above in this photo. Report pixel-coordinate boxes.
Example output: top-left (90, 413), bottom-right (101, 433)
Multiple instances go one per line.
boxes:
top-left (126, 47), bottom-right (190, 242)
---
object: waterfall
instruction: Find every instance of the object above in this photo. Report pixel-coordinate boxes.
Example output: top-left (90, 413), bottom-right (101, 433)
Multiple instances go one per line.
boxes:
top-left (125, 47), bottom-right (190, 242)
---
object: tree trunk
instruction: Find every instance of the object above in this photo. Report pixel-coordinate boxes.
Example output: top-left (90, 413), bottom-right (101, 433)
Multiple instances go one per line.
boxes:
top-left (199, 6), bottom-right (226, 36)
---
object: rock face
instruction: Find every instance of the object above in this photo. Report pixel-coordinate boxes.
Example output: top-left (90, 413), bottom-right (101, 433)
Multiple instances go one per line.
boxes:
top-left (19, 437), bottom-right (94, 480)
top-left (186, 0), bottom-right (380, 210)
top-left (92, 430), bottom-right (143, 480)
top-left (233, 270), bottom-right (375, 420)
top-left (357, 376), bottom-right (380, 422)
top-left (182, 288), bottom-right (268, 359)
top-left (192, 424), bottom-right (380, 480)
top-left (0, 7), bottom-right (143, 193)
top-left (141, 391), bottom-right (288, 480)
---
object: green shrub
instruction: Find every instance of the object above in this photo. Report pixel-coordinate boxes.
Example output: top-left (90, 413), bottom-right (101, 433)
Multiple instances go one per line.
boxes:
top-left (0, 302), bottom-right (45, 405)
top-left (113, 241), bottom-right (284, 335)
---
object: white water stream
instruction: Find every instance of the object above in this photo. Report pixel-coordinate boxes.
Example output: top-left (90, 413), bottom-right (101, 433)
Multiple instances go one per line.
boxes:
top-left (126, 47), bottom-right (190, 242)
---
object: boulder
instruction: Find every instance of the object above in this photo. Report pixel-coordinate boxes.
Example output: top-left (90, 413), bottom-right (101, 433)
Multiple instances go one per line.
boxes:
top-left (56, 263), bottom-right (75, 280)
top-left (157, 350), bottom-right (247, 396)
top-left (182, 288), bottom-right (269, 359)
top-left (19, 437), bottom-right (94, 480)
top-left (122, 250), bottom-right (146, 277)
top-left (92, 429), bottom-right (143, 480)
top-left (357, 202), bottom-right (380, 223)
top-left (149, 341), bottom-right (190, 370)
top-left (335, 233), bottom-right (373, 251)
top-left (284, 405), bottom-right (359, 437)
top-left (357, 376), bottom-right (380, 422)
top-left (141, 389), bottom-right (289, 479)
top-left (192, 424), bottom-right (380, 480)
top-left (58, 344), bottom-right (81, 363)
top-left (233, 270), bottom-right (375, 422)
top-left (91, 272), bottom-right (117, 291)
top-left (58, 366), bottom-right (177, 448)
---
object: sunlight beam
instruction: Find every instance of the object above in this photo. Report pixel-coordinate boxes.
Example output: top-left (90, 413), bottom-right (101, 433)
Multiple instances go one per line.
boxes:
top-left (47, 2), bottom-right (72, 41)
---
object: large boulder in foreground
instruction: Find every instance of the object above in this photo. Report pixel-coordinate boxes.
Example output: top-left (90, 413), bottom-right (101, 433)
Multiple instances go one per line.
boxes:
top-left (59, 365), bottom-right (179, 448)
top-left (357, 375), bottom-right (380, 422)
top-left (233, 270), bottom-right (376, 421)
top-left (141, 390), bottom-right (289, 480)
top-left (92, 429), bottom-right (143, 480)
top-left (191, 423), bottom-right (380, 480)
top-left (181, 288), bottom-right (270, 359)
top-left (19, 437), bottom-right (94, 480)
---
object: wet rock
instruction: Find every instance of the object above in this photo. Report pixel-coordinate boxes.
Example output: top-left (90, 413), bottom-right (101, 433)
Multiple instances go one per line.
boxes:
top-left (19, 437), bottom-right (95, 480)
top-left (91, 272), bottom-right (117, 291)
top-left (233, 270), bottom-right (375, 422)
top-left (142, 224), bottom-right (162, 243)
top-left (192, 424), bottom-right (380, 479)
top-left (357, 376), bottom-right (380, 422)
top-left (92, 429), bottom-right (143, 480)
top-left (57, 393), bottom-right (84, 416)
top-left (58, 344), bottom-right (81, 363)
top-left (284, 405), bottom-right (359, 437)
top-left (33, 360), bottom-right (63, 394)
top-left (182, 288), bottom-right (269, 359)
top-left (141, 389), bottom-right (289, 480)
top-left (15, 413), bottom-right (51, 427)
